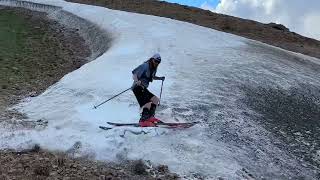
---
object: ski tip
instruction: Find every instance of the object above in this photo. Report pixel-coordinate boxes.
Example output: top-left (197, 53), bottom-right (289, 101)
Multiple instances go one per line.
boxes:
top-left (107, 122), bottom-right (116, 125)
top-left (99, 126), bottom-right (112, 130)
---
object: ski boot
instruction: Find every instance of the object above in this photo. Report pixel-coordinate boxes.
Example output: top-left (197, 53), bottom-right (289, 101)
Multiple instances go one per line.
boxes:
top-left (149, 103), bottom-right (157, 117)
top-left (139, 107), bottom-right (160, 127)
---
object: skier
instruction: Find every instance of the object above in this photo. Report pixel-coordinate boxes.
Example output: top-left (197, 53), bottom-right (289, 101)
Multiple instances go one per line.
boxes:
top-left (131, 53), bottom-right (165, 123)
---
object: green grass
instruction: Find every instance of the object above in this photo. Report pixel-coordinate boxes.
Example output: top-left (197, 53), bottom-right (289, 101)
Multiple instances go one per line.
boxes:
top-left (0, 10), bottom-right (42, 87)
top-left (0, 9), bottom-right (67, 92)
top-left (0, 8), bottom-right (89, 109)
top-left (0, 11), bottom-right (27, 57)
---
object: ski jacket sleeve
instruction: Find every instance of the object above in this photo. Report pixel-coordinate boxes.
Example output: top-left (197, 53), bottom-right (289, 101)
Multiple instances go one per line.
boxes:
top-left (132, 63), bottom-right (147, 79)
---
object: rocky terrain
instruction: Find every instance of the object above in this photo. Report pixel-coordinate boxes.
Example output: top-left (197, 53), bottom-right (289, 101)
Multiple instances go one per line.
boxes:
top-left (0, 145), bottom-right (177, 179)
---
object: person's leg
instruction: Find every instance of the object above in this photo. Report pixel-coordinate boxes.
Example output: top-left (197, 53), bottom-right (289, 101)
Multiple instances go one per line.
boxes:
top-left (141, 102), bottom-right (152, 110)
top-left (132, 86), bottom-right (151, 121)
top-left (140, 101), bottom-right (154, 121)
top-left (149, 96), bottom-right (159, 117)
top-left (141, 89), bottom-right (158, 110)
top-left (140, 106), bottom-right (151, 121)
top-left (139, 89), bottom-right (159, 121)
top-left (150, 96), bottom-right (160, 105)
top-left (132, 86), bottom-right (145, 108)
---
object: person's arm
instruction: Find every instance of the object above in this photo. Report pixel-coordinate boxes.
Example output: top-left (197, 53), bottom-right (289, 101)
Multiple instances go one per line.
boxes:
top-left (132, 74), bottom-right (142, 86)
top-left (132, 64), bottom-right (146, 86)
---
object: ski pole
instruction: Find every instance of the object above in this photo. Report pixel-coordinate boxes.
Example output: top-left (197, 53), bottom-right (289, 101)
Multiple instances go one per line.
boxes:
top-left (93, 87), bottom-right (131, 109)
top-left (159, 80), bottom-right (164, 106)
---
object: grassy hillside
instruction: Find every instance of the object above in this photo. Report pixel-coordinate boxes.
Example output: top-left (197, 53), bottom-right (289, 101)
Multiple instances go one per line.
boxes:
top-left (0, 8), bottom-right (89, 110)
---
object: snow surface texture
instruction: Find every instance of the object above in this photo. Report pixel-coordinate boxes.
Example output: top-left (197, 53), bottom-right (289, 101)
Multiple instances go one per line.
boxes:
top-left (1, 0), bottom-right (320, 179)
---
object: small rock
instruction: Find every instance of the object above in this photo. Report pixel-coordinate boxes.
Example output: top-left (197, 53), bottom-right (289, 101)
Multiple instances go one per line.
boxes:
top-left (57, 157), bottom-right (65, 167)
top-left (267, 23), bottom-right (289, 31)
top-left (14, 86), bottom-right (21, 91)
top-left (34, 165), bottom-right (50, 176)
top-left (132, 160), bottom-right (148, 175)
top-left (294, 132), bottom-right (302, 136)
top-left (1, 84), bottom-right (7, 89)
top-left (29, 91), bottom-right (37, 97)
top-left (105, 175), bottom-right (114, 180)
top-left (31, 144), bottom-right (41, 153)
top-left (50, 171), bottom-right (58, 176)
top-left (157, 165), bottom-right (169, 173)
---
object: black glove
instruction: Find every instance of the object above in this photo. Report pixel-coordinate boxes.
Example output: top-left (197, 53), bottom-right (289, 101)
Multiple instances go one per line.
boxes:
top-left (160, 76), bottom-right (165, 81)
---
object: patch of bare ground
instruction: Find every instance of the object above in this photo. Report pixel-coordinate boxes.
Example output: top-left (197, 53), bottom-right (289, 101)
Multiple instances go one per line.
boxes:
top-left (0, 145), bottom-right (178, 179)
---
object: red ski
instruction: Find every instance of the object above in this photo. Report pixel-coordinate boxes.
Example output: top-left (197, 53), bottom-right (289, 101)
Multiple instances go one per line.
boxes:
top-left (100, 117), bottom-right (200, 130)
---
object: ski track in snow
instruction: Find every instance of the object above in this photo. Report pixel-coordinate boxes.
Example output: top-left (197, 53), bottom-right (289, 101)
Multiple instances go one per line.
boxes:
top-left (0, 0), bottom-right (320, 179)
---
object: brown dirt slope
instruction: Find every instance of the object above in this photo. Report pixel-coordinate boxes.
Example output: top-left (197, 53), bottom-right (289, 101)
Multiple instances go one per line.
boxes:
top-left (68, 0), bottom-right (320, 59)
top-left (0, 146), bottom-right (178, 180)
